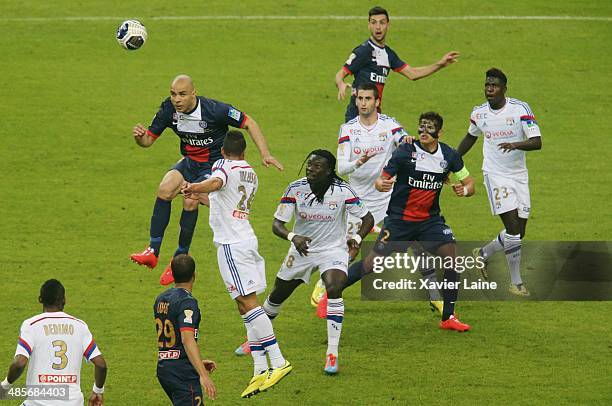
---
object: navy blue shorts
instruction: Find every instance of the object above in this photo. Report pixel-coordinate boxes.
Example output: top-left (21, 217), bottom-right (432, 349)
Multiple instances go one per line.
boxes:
top-left (157, 366), bottom-right (203, 406)
top-left (171, 157), bottom-right (212, 183)
top-left (373, 216), bottom-right (456, 256)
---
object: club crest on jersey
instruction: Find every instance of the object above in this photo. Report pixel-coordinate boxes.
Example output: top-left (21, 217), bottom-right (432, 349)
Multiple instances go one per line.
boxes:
top-left (440, 160), bottom-right (448, 169)
top-left (329, 201), bottom-right (338, 210)
top-left (172, 113), bottom-right (179, 124)
top-left (183, 309), bottom-right (193, 323)
top-left (378, 132), bottom-right (388, 141)
top-left (199, 120), bottom-right (208, 128)
top-left (506, 118), bottom-right (515, 126)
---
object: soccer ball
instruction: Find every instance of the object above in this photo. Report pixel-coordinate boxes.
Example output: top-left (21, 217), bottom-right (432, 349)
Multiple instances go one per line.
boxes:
top-left (116, 20), bottom-right (147, 50)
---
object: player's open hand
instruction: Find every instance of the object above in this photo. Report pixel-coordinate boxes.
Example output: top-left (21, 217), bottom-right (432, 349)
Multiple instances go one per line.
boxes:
top-left (439, 51), bottom-right (460, 67)
top-left (133, 124), bottom-right (146, 138)
top-left (291, 235), bottom-right (311, 256)
top-left (498, 142), bottom-right (516, 153)
top-left (262, 155), bottom-right (284, 171)
top-left (337, 82), bottom-right (352, 101)
top-left (203, 359), bottom-right (217, 373)
top-left (200, 374), bottom-right (217, 400)
top-left (88, 392), bottom-right (103, 406)
top-left (357, 151), bottom-right (377, 166)
top-left (401, 136), bottom-right (416, 144)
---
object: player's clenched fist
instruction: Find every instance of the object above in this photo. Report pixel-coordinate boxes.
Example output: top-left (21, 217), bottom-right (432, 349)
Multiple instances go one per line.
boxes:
top-left (291, 235), bottom-right (312, 256)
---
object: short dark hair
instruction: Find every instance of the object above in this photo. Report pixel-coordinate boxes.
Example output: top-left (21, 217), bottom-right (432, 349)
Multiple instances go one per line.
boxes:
top-left (419, 111), bottom-right (444, 131)
top-left (356, 82), bottom-right (380, 99)
top-left (486, 68), bottom-right (507, 86)
top-left (223, 130), bottom-right (247, 156)
top-left (40, 279), bottom-right (65, 307)
top-left (171, 254), bottom-right (196, 283)
top-left (369, 6), bottom-right (389, 20)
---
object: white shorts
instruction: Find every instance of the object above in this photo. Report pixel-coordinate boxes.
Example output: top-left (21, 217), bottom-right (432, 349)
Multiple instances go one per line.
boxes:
top-left (483, 173), bottom-right (531, 219)
top-left (276, 247), bottom-right (349, 283)
top-left (215, 238), bottom-right (266, 300)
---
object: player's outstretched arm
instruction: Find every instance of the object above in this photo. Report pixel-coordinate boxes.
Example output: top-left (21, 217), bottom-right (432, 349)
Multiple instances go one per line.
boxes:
top-left (242, 116), bottom-right (284, 171)
top-left (273, 218), bottom-right (311, 256)
top-left (88, 355), bottom-right (107, 406)
top-left (498, 136), bottom-right (542, 153)
top-left (335, 68), bottom-right (352, 100)
top-left (132, 124), bottom-right (157, 148)
top-left (181, 178), bottom-right (223, 199)
top-left (181, 330), bottom-right (216, 400)
top-left (397, 51), bottom-right (460, 81)
top-left (456, 133), bottom-right (478, 156)
top-left (0, 355), bottom-right (28, 398)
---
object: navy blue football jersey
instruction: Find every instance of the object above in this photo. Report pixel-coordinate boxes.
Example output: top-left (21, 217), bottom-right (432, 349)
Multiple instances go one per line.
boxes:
top-left (343, 40), bottom-right (407, 105)
top-left (147, 96), bottom-right (247, 164)
top-left (154, 288), bottom-right (201, 379)
top-left (383, 141), bottom-right (464, 222)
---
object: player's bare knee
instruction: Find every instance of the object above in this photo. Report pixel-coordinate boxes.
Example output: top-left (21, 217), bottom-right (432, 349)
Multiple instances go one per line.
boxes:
top-left (183, 197), bottom-right (199, 211)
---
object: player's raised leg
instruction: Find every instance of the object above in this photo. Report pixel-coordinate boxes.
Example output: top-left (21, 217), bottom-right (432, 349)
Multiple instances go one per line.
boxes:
top-left (131, 169), bottom-right (184, 269)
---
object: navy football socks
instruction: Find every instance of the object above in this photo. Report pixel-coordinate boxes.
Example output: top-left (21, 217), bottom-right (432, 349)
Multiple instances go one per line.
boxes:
top-left (441, 268), bottom-right (459, 321)
top-left (149, 197), bottom-right (171, 257)
top-left (174, 209), bottom-right (198, 257)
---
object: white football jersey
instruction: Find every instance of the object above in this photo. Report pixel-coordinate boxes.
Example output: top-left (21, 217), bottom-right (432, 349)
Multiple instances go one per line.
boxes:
top-left (209, 159), bottom-right (258, 244)
top-left (274, 178), bottom-right (369, 252)
top-left (337, 113), bottom-right (407, 210)
top-left (468, 97), bottom-right (541, 176)
top-left (14, 312), bottom-right (102, 406)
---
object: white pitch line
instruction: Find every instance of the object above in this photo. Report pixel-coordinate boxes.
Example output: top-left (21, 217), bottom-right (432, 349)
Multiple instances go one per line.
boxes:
top-left (0, 15), bottom-right (610, 22)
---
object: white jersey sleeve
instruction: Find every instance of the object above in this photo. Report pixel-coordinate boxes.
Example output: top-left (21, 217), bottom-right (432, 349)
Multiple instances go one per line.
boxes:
top-left (344, 185), bottom-right (369, 219)
top-left (519, 102), bottom-right (542, 138)
top-left (274, 180), bottom-right (301, 223)
top-left (210, 159), bottom-right (229, 188)
top-left (468, 106), bottom-right (485, 136)
top-left (337, 125), bottom-right (359, 176)
top-left (15, 319), bottom-right (34, 358)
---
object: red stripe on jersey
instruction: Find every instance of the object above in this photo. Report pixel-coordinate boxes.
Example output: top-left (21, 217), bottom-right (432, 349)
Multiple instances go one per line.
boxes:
top-left (375, 83), bottom-right (385, 111)
top-left (402, 189), bottom-right (437, 221)
top-left (393, 63), bottom-right (408, 72)
top-left (382, 170), bottom-right (392, 178)
top-left (18, 338), bottom-right (32, 354)
top-left (30, 316), bottom-right (82, 325)
top-left (520, 115), bottom-right (536, 121)
top-left (185, 145), bottom-right (210, 162)
top-left (180, 327), bottom-right (195, 332)
top-left (146, 129), bottom-right (160, 139)
top-left (231, 165), bottom-right (252, 169)
top-left (338, 136), bottom-right (350, 144)
top-left (342, 65), bottom-right (353, 75)
top-left (83, 339), bottom-right (97, 359)
top-left (239, 114), bottom-right (248, 128)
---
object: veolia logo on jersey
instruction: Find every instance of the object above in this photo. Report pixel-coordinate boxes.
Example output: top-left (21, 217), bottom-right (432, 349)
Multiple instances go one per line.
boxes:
top-left (298, 212), bottom-right (334, 222)
top-left (354, 146), bottom-right (384, 155)
top-left (485, 130), bottom-right (515, 139)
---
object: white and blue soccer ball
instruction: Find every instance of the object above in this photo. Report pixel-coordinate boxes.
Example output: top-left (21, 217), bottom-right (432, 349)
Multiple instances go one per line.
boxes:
top-left (116, 20), bottom-right (147, 50)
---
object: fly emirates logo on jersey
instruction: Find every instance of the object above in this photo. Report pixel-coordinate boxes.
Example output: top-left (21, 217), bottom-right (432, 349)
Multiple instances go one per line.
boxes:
top-left (407, 173), bottom-right (444, 190)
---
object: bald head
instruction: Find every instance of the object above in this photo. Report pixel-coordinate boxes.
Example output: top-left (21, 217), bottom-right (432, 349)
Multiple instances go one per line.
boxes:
top-left (170, 74), bottom-right (197, 113)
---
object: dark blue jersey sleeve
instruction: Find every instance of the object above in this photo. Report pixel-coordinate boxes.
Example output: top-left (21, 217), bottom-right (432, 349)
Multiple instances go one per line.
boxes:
top-left (148, 98), bottom-right (174, 137)
top-left (211, 101), bottom-right (247, 129)
top-left (383, 143), bottom-right (413, 177)
top-left (343, 44), bottom-right (370, 75)
top-left (387, 47), bottom-right (408, 72)
top-left (176, 298), bottom-right (201, 333)
top-left (447, 148), bottom-right (465, 173)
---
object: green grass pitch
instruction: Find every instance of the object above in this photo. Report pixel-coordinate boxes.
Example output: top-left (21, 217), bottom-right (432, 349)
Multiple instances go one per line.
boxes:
top-left (1, 1), bottom-right (611, 404)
